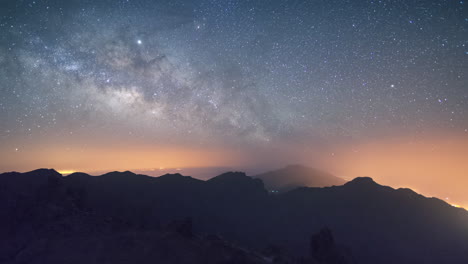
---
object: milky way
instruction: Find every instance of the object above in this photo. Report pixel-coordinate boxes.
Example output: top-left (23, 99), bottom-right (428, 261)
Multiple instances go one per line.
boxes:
top-left (0, 0), bottom-right (467, 176)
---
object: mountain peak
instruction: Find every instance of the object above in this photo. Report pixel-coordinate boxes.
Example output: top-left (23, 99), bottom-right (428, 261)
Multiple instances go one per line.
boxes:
top-left (66, 172), bottom-right (91, 178)
top-left (25, 168), bottom-right (62, 177)
top-left (208, 171), bottom-right (248, 182)
top-left (156, 173), bottom-right (199, 183)
top-left (159, 173), bottom-right (184, 178)
top-left (345, 177), bottom-right (378, 187)
top-left (208, 172), bottom-right (265, 193)
top-left (101, 171), bottom-right (137, 177)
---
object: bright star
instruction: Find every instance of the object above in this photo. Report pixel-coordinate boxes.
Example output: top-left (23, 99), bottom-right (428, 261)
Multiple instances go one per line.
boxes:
top-left (137, 40), bottom-right (142, 45)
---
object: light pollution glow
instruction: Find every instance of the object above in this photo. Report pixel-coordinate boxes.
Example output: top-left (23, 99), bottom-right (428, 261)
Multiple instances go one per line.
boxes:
top-left (327, 134), bottom-right (468, 209)
top-left (1, 133), bottom-right (467, 209)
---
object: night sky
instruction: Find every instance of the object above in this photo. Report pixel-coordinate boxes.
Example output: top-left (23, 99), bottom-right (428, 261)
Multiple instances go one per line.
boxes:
top-left (0, 1), bottom-right (467, 206)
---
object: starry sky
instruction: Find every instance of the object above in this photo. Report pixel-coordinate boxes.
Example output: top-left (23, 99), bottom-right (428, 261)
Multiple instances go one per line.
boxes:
top-left (0, 0), bottom-right (467, 205)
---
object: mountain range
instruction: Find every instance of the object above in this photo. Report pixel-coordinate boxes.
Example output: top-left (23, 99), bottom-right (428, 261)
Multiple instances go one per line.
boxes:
top-left (1, 167), bottom-right (468, 264)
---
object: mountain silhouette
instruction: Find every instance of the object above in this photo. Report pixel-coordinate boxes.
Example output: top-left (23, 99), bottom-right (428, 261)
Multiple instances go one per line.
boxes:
top-left (255, 165), bottom-right (346, 192)
top-left (1, 168), bottom-right (468, 264)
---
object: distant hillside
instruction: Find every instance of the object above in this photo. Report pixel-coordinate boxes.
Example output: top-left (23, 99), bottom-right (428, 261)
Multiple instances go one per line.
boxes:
top-left (255, 165), bottom-right (346, 192)
top-left (1, 169), bottom-right (468, 264)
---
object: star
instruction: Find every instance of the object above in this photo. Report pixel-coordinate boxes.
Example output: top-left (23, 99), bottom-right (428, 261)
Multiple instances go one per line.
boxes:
top-left (0, 0), bottom-right (466, 204)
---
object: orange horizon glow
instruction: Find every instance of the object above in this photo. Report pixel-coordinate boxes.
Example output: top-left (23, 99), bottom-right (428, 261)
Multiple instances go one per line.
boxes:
top-left (325, 133), bottom-right (468, 210)
top-left (1, 132), bottom-right (467, 210)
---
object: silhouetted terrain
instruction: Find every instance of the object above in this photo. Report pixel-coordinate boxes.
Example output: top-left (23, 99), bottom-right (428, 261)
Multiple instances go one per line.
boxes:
top-left (255, 165), bottom-right (346, 192)
top-left (1, 168), bottom-right (468, 264)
